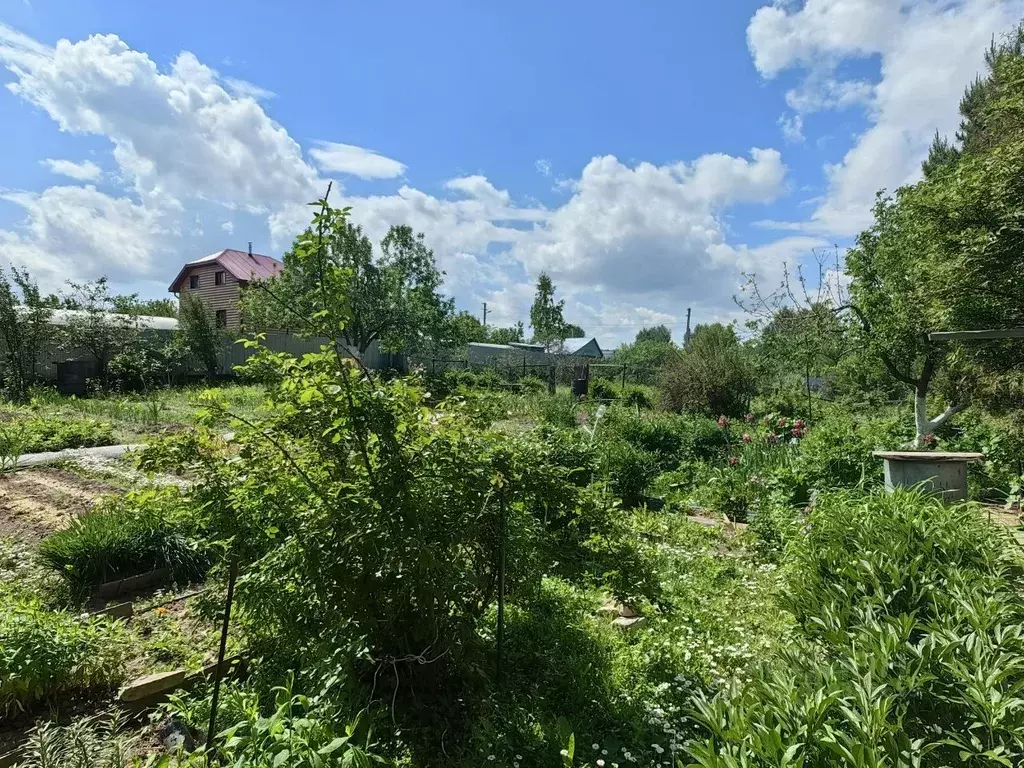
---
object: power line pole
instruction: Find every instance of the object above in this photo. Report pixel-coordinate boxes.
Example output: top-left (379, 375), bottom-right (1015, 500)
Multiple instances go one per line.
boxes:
top-left (482, 302), bottom-right (488, 330)
top-left (684, 307), bottom-right (692, 348)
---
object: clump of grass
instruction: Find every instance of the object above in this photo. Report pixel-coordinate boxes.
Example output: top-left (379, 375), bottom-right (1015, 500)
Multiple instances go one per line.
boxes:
top-left (38, 487), bottom-right (209, 592)
top-left (0, 421), bottom-right (28, 471)
top-left (0, 597), bottom-right (128, 715)
top-left (18, 712), bottom-right (141, 768)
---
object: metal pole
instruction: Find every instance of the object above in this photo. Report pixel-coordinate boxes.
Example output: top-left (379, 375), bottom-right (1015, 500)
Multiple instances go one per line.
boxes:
top-left (805, 360), bottom-right (812, 424)
top-left (206, 559), bottom-right (239, 754)
top-left (496, 492), bottom-right (507, 689)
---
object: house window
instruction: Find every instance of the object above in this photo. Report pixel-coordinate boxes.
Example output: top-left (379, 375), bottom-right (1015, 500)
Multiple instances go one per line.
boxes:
top-left (215, 310), bottom-right (227, 328)
top-left (215, 271), bottom-right (225, 286)
top-left (189, 274), bottom-right (200, 289)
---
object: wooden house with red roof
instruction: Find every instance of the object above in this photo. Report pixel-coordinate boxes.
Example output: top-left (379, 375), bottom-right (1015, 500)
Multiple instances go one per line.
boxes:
top-left (168, 247), bottom-right (283, 330)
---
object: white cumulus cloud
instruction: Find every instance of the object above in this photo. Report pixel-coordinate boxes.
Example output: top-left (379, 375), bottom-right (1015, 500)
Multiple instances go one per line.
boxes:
top-left (42, 158), bottom-right (101, 181)
top-left (0, 23), bottom-right (804, 345)
top-left (747, 0), bottom-right (1024, 235)
top-left (309, 141), bottom-right (406, 179)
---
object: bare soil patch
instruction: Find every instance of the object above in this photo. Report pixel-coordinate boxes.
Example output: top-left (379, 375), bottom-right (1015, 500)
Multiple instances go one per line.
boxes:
top-left (0, 467), bottom-right (115, 544)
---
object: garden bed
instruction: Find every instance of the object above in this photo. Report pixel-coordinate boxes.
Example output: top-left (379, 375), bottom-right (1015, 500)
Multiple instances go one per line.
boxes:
top-left (0, 583), bottom-right (239, 761)
top-left (0, 467), bottom-right (115, 543)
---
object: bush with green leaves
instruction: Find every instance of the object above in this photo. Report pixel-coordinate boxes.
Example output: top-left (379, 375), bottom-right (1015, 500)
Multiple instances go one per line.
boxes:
top-left (589, 380), bottom-right (618, 401)
top-left (533, 391), bottom-right (580, 429)
top-left (138, 348), bottom-right (559, 761)
top-left (604, 408), bottom-right (725, 470)
top-left (686, 488), bottom-right (1024, 765)
top-left (795, 411), bottom-right (909, 490)
top-left (37, 486), bottom-right (209, 591)
top-left (0, 596), bottom-right (128, 715)
top-left (621, 387), bottom-right (653, 409)
top-left (659, 324), bottom-right (754, 417)
top-left (157, 677), bottom-right (388, 767)
top-left (606, 442), bottom-right (660, 508)
top-left (518, 374), bottom-right (548, 394)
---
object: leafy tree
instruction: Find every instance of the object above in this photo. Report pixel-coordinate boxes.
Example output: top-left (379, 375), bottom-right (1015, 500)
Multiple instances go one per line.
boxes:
top-left (529, 273), bottom-right (584, 350)
top-left (737, 249), bottom-right (858, 411)
top-left (488, 322), bottom-right (525, 345)
top-left (113, 296), bottom-right (178, 318)
top-left (243, 213), bottom-right (455, 355)
top-left (59, 278), bottom-right (141, 383)
top-left (659, 323), bottom-right (755, 416)
top-left (449, 310), bottom-right (489, 345)
top-left (177, 294), bottom-right (223, 380)
top-left (842, 24), bottom-right (1024, 444)
top-left (0, 267), bottom-right (52, 402)
top-left (635, 325), bottom-right (672, 344)
top-left (608, 338), bottom-right (678, 373)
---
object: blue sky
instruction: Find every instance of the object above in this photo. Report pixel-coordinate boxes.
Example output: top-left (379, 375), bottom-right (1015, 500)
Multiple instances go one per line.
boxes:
top-left (1, 0), bottom-right (1022, 345)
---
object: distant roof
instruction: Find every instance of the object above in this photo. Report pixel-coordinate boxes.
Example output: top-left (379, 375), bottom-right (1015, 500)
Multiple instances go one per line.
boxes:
top-left (168, 249), bottom-right (283, 292)
top-left (564, 337), bottom-right (603, 357)
top-left (468, 342), bottom-right (516, 351)
top-left (508, 342), bottom-right (546, 351)
top-left (43, 308), bottom-right (179, 331)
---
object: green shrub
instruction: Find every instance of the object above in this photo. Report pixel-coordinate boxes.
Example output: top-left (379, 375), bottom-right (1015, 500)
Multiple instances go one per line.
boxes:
top-left (621, 387), bottom-right (652, 409)
top-left (534, 391), bottom-right (579, 428)
top-left (949, 412), bottom-right (1024, 502)
top-left (589, 380), bottom-right (618, 401)
top-left (796, 412), bottom-right (908, 489)
top-left (519, 374), bottom-right (547, 394)
top-left (658, 324), bottom-right (754, 417)
top-left (0, 597), bottom-right (128, 715)
top-left (38, 487), bottom-right (208, 591)
top-left (787, 488), bottom-right (1016, 626)
top-left (676, 413), bottom-right (728, 462)
top-left (475, 367), bottom-right (504, 390)
top-left (606, 442), bottom-right (660, 508)
top-left (609, 412), bottom-right (683, 469)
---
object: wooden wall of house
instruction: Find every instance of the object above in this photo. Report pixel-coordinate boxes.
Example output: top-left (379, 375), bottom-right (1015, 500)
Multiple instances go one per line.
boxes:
top-left (177, 263), bottom-right (243, 328)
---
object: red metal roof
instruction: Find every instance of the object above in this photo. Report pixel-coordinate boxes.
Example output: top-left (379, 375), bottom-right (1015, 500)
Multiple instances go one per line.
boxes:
top-left (168, 249), bottom-right (284, 292)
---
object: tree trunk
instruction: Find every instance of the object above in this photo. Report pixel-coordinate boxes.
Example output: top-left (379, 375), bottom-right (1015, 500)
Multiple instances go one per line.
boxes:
top-left (913, 385), bottom-right (967, 447)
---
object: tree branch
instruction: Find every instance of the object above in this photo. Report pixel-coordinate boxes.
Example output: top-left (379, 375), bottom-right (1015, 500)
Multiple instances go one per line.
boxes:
top-left (834, 303), bottom-right (918, 387)
top-left (927, 400), bottom-right (969, 432)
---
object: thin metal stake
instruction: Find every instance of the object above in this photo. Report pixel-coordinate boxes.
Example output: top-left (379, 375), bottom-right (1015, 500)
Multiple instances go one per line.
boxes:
top-left (496, 492), bottom-right (507, 689)
top-left (206, 559), bottom-right (239, 755)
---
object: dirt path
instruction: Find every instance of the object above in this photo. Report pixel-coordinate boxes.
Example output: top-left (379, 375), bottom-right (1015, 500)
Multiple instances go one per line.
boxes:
top-left (0, 467), bottom-right (116, 543)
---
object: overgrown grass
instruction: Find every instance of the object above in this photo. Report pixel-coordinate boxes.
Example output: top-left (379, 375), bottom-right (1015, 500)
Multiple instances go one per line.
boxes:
top-left (0, 414), bottom-right (115, 455)
top-left (20, 383), bottom-right (265, 440)
top-left (686, 488), bottom-right (1024, 764)
top-left (0, 596), bottom-right (128, 716)
top-left (37, 486), bottom-right (209, 592)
